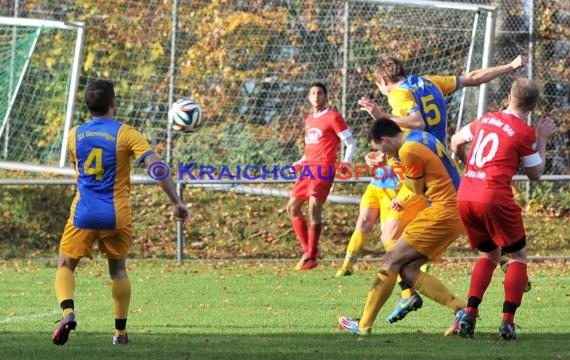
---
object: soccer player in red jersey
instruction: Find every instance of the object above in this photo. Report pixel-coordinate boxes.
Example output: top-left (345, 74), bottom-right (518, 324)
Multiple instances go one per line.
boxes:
top-left (51, 79), bottom-right (190, 346)
top-left (451, 78), bottom-right (557, 340)
top-left (287, 82), bottom-right (356, 270)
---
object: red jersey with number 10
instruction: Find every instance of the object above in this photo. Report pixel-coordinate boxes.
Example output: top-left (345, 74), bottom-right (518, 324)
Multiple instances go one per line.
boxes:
top-left (303, 108), bottom-right (349, 165)
top-left (457, 111), bottom-right (539, 204)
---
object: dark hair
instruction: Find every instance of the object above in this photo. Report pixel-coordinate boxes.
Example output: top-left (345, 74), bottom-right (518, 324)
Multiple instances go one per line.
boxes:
top-left (368, 119), bottom-right (403, 142)
top-left (510, 78), bottom-right (539, 112)
top-left (310, 82), bottom-right (327, 97)
top-left (85, 78), bottom-right (115, 116)
top-left (374, 57), bottom-right (407, 83)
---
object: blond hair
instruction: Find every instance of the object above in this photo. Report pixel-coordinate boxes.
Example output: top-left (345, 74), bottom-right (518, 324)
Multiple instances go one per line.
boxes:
top-left (374, 57), bottom-right (407, 83)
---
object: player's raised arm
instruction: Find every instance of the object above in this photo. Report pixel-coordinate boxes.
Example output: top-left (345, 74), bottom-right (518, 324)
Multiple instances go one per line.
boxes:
top-left (143, 153), bottom-right (190, 225)
top-left (357, 96), bottom-right (425, 130)
top-left (459, 55), bottom-right (528, 88)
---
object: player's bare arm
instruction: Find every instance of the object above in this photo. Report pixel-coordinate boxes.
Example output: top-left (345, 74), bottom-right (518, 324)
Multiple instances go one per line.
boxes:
top-left (358, 97), bottom-right (425, 130)
top-left (524, 117), bottom-right (557, 181)
top-left (451, 126), bottom-right (472, 164)
top-left (144, 153), bottom-right (190, 225)
top-left (459, 55), bottom-right (528, 88)
top-left (358, 96), bottom-right (390, 120)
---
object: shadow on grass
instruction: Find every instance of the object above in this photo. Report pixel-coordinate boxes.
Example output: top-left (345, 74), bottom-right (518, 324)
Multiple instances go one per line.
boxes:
top-left (1, 331), bottom-right (568, 360)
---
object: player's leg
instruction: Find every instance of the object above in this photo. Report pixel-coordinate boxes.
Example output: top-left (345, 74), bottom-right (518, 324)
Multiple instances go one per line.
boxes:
top-left (500, 240), bottom-right (528, 340)
top-left (339, 236), bottom-right (425, 335)
top-left (467, 201), bottom-right (528, 340)
top-left (52, 224), bottom-right (94, 345)
top-left (455, 200), bottom-right (498, 338)
top-left (108, 257), bottom-right (131, 345)
top-left (100, 228), bottom-right (132, 345)
top-left (53, 253), bottom-right (80, 345)
top-left (382, 195), bottom-right (428, 323)
top-left (286, 187), bottom-right (308, 269)
top-left (459, 245), bottom-right (501, 338)
top-left (493, 203), bottom-right (528, 340)
top-left (301, 173), bottom-right (334, 270)
top-left (395, 206), bottom-right (466, 336)
top-left (335, 185), bottom-right (381, 277)
top-left (500, 251), bottom-right (532, 292)
top-left (303, 195), bottom-right (324, 269)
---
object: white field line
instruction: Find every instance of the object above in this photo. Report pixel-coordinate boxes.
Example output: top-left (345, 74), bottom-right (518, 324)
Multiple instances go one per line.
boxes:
top-left (0, 310), bottom-right (59, 325)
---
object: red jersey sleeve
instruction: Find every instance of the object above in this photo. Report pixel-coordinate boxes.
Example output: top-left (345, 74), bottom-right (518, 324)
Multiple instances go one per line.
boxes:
top-left (331, 112), bottom-right (349, 134)
top-left (518, 126), bottom-right (537, 158)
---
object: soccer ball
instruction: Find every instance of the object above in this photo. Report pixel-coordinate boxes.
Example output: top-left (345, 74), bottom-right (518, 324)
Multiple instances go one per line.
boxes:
top-left (169, 98), bottom-right (202, 133)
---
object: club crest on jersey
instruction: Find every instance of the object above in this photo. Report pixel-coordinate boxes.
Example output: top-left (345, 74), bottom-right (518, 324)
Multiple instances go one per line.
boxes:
top-left (305, 128), bottom-right (323, 144)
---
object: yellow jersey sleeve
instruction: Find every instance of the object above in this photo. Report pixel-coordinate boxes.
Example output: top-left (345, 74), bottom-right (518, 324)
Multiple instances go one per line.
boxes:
top-left (119, 125), bottom-right (153, 162)
top-left (388, 88), bottom-right (418, 117)
top-left (424, 75), bottom-right (459, 96)
top-left (67, 126), bottom-right (77, 164)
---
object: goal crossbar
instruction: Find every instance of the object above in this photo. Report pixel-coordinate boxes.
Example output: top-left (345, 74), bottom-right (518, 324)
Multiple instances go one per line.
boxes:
top-left (0, 16), bottom-right (83, 30)
top-left (352, 0), bottom-right (496, 13)
top-left (0, 16), bottom-right (84, 166)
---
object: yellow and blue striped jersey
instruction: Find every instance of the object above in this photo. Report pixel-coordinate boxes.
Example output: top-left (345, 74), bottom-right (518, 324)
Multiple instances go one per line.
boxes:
top-left (372, 75), bottom-right (458, 189)
top-left (398, 129), bottom-right (461, 205)
top-left (389, 75), bottom-right (459, 143)
top-left (67, 118), bottom-right (153, 229)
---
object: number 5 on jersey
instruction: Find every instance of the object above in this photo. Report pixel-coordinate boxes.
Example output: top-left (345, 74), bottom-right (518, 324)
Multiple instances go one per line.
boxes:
top-left (421, 94), bottom-right (441, 126)
top-left (84, 148), bottom-right (103, 180)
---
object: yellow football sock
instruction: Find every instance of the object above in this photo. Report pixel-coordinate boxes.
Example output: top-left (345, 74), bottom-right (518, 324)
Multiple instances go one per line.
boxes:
top-left (413, 272), bottom-right (466, 312)
top-left (400, 288), bottom-right (414, 299)
top-left (383, 239), bottom-right (413, 299)
top-left (55, 266), bottom-right (75, 315)
top-left (112, 278), bottom-right (131, 320)
top-left (342, 230), bottom-right (368, 270)
top-left (359, 270), bottom-right (398, 330)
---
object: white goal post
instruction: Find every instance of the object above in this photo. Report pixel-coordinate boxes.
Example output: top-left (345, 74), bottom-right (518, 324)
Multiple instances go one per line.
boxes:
top-left (0, 16), bottom-right (84, 167)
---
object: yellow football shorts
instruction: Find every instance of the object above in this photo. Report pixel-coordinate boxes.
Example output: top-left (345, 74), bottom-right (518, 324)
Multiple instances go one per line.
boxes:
top-left (59, 222), bottom-right (133, 260)
top-left (403, 204), bottom-right (464, 261)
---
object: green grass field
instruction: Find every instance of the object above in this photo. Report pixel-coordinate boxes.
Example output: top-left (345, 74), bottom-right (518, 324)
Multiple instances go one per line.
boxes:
top-left (1, 260), bottom-right (568, 360)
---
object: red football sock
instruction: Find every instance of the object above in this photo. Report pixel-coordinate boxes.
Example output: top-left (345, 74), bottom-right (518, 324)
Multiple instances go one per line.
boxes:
top-left (307, 223), bottom-right (322, 258)
top-left (292, 217), bottom-right (308, 254)
top-left (503, 261), bottom-right (528, 323)
top-left (466, 257), bottom-right (496, 315)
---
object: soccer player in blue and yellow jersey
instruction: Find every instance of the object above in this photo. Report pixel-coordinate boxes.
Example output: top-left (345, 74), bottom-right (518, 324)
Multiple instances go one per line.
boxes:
top-left (339, 119), bottom-right (465, 336)
top-left (336, 55), bottom-right (527, 323)
top-left (51, 79), bottom-right (189, 346)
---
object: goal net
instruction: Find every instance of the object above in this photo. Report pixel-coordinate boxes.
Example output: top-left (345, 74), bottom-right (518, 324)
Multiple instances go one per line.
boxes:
top-left (0, 16), bottom-right (83, 166)
top-left (170, 0), bottom-right (494, 170)
top-left (0, 1), bottom-right (493, 179)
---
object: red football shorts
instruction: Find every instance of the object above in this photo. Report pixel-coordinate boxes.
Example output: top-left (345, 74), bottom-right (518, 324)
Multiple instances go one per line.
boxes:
top-left (457, 200), bottom-right (525, 249)
top-left (290, 165), bottom-right (334, 203)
